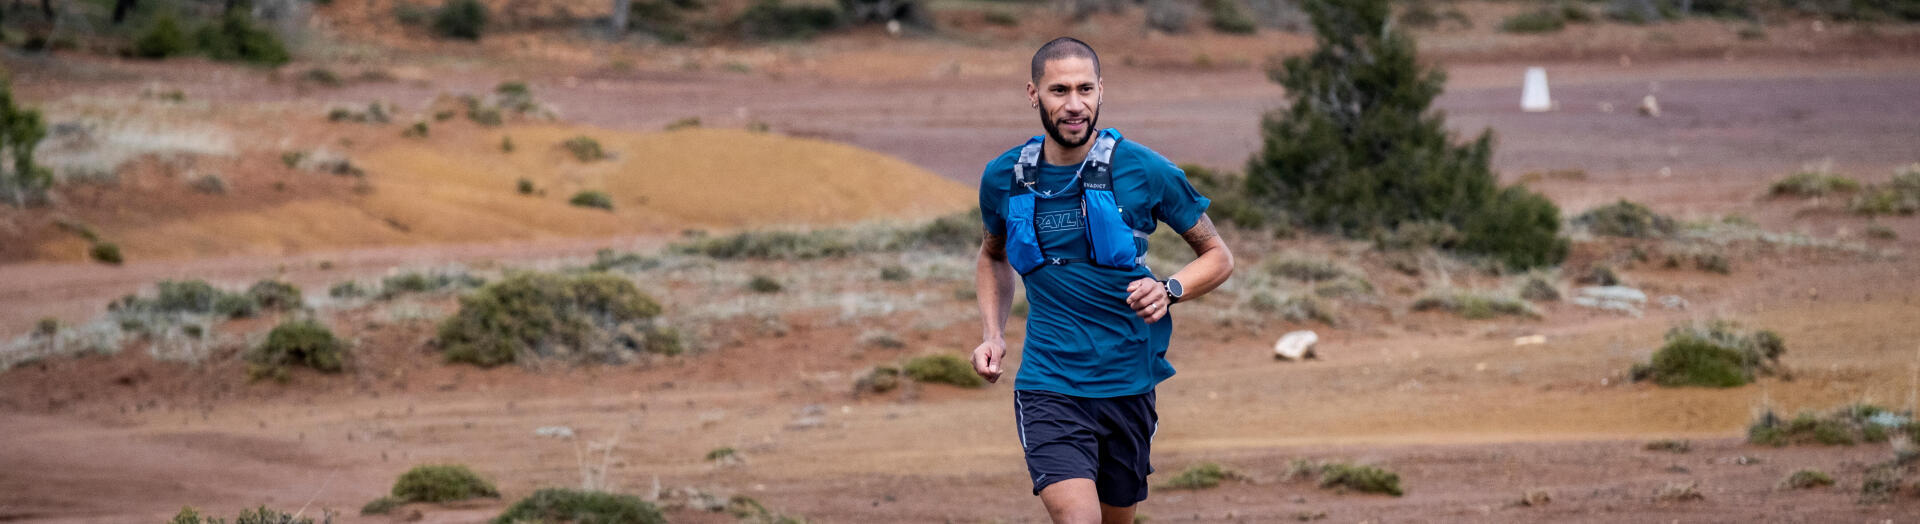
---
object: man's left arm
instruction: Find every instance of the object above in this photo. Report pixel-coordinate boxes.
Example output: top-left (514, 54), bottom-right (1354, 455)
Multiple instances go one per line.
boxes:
top-left (1125, 214), bottom-right (1232, 323)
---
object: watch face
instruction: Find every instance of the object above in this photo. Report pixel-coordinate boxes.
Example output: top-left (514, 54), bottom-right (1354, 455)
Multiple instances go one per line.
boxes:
top-left (1166, 279), bottom-right (1183, 297)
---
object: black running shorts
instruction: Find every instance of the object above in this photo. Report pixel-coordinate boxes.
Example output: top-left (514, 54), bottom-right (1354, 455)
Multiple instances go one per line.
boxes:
top-left (1015, 389), bottom-right (1158, 507)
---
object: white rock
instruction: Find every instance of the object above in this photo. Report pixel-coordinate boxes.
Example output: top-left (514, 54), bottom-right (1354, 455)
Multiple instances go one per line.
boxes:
top-left (1579, 286), bottom-right (1647, 303)
top-left (1513, 335), bottom-right (1546, 346)
top-left (534, 426), bottom-right (575, 439)
top-left (1273, 330), bottom-right (1319, 361)
top-left (1638, 95), bottom-right (1661, 117)
top-left (1658, 295), bottom-right (1689, 310)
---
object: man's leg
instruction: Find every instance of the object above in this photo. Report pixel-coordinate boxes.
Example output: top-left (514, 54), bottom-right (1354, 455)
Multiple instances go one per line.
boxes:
top-left (1098, 502), bottom-right (1135, 524)
top-left (1037, 478), bottom-right (1101, 524)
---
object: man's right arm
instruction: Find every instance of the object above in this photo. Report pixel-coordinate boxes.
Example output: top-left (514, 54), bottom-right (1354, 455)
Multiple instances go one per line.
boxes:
top-left (973, 230), bottom-right (1015, 383)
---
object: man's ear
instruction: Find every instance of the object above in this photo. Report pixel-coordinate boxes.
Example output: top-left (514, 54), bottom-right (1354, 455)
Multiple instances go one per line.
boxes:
top-left (1026, 81), bottom-right (1039, 108)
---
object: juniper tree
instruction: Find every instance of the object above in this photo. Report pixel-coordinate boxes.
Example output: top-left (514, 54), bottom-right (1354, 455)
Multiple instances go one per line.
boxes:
top-left (1245, 0), bottom-right (1566, 269)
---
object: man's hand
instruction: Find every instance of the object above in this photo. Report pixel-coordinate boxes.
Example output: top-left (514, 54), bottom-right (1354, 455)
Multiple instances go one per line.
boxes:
top-left (972, 337), bottom-right (1008, 383)
top-left (1125, 277), bottom-right (1170, 323)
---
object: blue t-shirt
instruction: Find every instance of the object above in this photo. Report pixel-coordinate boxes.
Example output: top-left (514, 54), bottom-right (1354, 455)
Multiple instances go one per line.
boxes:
top-left (979, 136), bottom-right (1211, 398)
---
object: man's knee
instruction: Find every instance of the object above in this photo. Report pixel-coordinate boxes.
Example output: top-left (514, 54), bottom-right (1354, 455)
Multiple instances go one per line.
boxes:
top-left (1038, 478), bottom-right (1102, 524)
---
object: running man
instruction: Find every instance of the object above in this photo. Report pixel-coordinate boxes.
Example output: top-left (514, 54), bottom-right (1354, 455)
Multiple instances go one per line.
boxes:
top-left (972, 37), bottom-right (1236, 524)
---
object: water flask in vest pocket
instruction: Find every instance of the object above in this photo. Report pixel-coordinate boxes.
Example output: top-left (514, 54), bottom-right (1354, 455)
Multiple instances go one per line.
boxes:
top-left (1082, 189), bottom-right (1135, 269)
top-left (1005, 192), bottom-right (1045, 273)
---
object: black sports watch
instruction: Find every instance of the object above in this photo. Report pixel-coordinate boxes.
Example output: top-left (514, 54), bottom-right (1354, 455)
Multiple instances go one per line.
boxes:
top-left (1161, 278), bottom-right (1184, 304)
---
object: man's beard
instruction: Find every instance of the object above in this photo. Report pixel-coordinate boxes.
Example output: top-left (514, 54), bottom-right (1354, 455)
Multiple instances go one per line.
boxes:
top-left (1039, 104), bottom-right (1100, 151)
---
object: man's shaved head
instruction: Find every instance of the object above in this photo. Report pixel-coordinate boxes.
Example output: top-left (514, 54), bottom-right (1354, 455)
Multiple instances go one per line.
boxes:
top-left (1030, 37), bottom-right (1100, 84)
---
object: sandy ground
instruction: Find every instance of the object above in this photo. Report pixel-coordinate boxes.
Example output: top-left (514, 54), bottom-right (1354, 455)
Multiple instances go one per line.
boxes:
top-left (2, 18), bottom-right (1920, 524)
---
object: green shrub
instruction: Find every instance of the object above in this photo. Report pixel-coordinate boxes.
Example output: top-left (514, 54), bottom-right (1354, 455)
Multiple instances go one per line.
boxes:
top-left (564, 136), bottom-right (606, 161)
top-left (170, 505), bottom-right (322, 524)
top-left (301, 68), bottom-right (344, 87)
top-left (1460, 186), bottom-right (1570, 269)
top-left (379, 270), bottom-right (482, 298)
top-left (247, 318), bottom-right (346, 382)
top-left (361, 496), bottom-right (403, 515)
top-left (246, 280), bottom-right (303, 311)
top-left (1634, 320), bottom-right (1785, 388)
top-left (1317, 463), bottom-right (1403, 496)
top-left (665, 117), bottom-right (701, 131)
top-left (1574, 200), bottom-right (1675, 238)
top-left (467, 107), bottom-right (502, 126)
top-left (1518, 275), bottom-right (1559, 301)
top-left (157, 280), bottom-right (223, 312)
top-left (1160, 462), bottom-right (1233, 489)
top-left (1861, 463), bottom-right (1906, 504)
top-left (0, 77), bottom-right (50, 208)
top-left (570, 190), bottom-right (615, 211)
top-left (1850, 168), bottom-right (1920, 216)
top-left (392, 464), bottom-right (499, 503)
top-left (501, 136), bottom-right (516, 153)
top-left (1263, 256), bottom-right (1352, 282)
top-left (402, 121), bottom-right (429, 138)
top-left (984, 9), bottom-right (1019, 26)
top-left (878, 265), bottom-right (910, 281)
top-left (1181, 165), bottom-right (1268, 229)
top-left (674, 229), bottom-right (861, 259)
top-left (1500, 8), bottom-right (1566, 33)
top-left (113, 279), bottom-right (261, 318)
top-left (903, 353), bottom-right (986, 388)
top-left (432, 0), bottom-right (489, 40)
top-left (1780, 469), bottom-right (1834, 489)
top-left (89, 242), bottom-right (123, 265)
top-left (735, 0), bottom-right (845, 40)
top-left (438, 272), bottom-right (666, 367)
top-left (133, 13), bottom-right (191, 59)
top-left (1244, 0), bottom-right (1564, 269)
top-left (747, 275), bottom-right (783, 293)
top-left (1206, 0), bottom-right (1258, 33)
top-left (853, 365), bottom-right (902, 394)
top-left (492, 488), bottom-right (666, 524)
top-left (1866, 223), bottom-right (1897, 240)
top-left (1644, 439), bottom-right (1691, 453)
top-left (895, 209), bottom-right (983, 251)
top-left (394, 1), bottom-right (432, 25)
top-left (725, 494), bottom-right (804, 523)
top-left (1748, 404), bottom-right (1911, 448)
top-left (193, 10), bottom-right (292, 66)
top-left (1412, 290), bottom-right (1537, 319)
top-left (1771, 171), bottom-right (1860, 197)
top-left (328, 281), bottom-right (367, 298)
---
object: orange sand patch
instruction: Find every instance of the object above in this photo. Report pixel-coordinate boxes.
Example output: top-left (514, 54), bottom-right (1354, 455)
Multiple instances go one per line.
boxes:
top-left (30, 125), bottom-right (970, 260)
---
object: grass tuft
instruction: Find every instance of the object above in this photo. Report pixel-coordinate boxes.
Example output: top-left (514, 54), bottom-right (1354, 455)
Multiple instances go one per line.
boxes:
top-left (903, 353), bottom-right (986, 388)
top-left (1316, 463), bottom-right (1404, 496)
top-left (569, 190), bottom-right (615, 211)
top-left (1575, 200), bottom-right (1675, 238)
top-left (1771, 170), bottom-right (1860, 197)
top-left (1780, 469), bottom-right (1834, 490)
top-left (492, 488), bottom-right (665, 524)
top-left (1159, 462), bottom-right (1236, 490)
top-left (392, 464), bottom-right (499, 503)
top-left (1412, 289), bottom-right (1538, 319)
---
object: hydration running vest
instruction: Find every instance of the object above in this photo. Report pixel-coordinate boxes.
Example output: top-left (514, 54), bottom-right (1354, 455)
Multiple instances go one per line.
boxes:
top-left (1005, 128), bottom-right (1151, 275)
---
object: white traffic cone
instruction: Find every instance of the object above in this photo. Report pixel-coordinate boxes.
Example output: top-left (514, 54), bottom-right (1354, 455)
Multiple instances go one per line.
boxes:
top-left (1522, 67), bottom-right (1552, 112)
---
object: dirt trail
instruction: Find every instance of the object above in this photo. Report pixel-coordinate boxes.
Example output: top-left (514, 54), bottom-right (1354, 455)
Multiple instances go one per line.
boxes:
top-left (2, 42), bottom-right (1920, 523)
